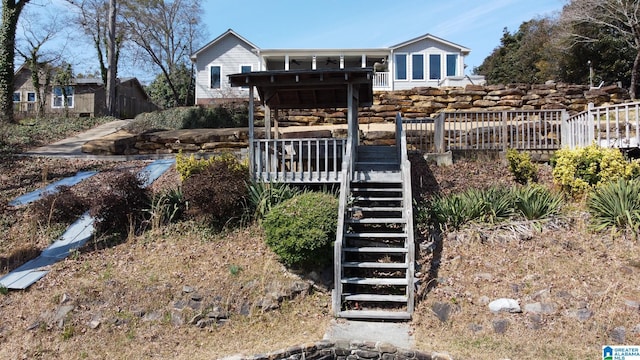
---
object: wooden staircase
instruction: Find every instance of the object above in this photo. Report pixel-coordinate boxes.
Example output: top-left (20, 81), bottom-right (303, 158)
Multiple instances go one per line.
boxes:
top-left (333, 144), bottom-right (415, 320)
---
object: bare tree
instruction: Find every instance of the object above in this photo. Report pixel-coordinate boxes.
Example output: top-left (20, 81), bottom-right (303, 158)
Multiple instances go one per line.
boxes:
top-left (122, 0), bottom-right (203, 107)
top-left (67, 0), bottom-right (125, 116)
top-left (561, 0), bottom-right (640, 98)
top-left (0, 0), bottom-right (31, 123)
top-left (15, 8), bottom-right (67, 117)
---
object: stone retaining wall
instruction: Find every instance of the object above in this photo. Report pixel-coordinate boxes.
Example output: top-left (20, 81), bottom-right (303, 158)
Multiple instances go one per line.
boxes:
top-left (269, 83), bottom-right (628, 126)
top-left (228, 340), bottom-right (446, 360)
top-left (82, 83), bottom-right (629, 156)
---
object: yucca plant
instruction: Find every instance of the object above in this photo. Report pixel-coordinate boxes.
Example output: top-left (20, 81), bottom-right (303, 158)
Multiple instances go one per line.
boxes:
top-left (587, 178), bottom-right (640, 238)
top-left (478, 186), bottom-right (515, 224)
top-left (514, 184), bottom-right (563, 220)
top-left (246, 180), bottom-right (301, 222)
top-left (430, 188), bottom-right (484, 230)
top-left (147, 187), bottom-right (185, 229)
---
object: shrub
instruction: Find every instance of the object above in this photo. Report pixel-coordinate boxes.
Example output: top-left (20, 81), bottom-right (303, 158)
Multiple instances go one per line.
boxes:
top-left (89, 172), bottom-right (150, 237)
top-left (175, 151), bottom-right (246, 181)
top-left (513, 184), bottom-right (563, 220)
top-left (429, 188), bottom-right (485, 230)
top-left (506, 149), bottom-right (538, 184)
top-left (552, 144), bottom-right (640, 195)
top-left (146, 187), bottom-right (185, 229)
top-left (246, 180), bottom-right (301, 222)
top-left (125, 104), bottom-right (249, 134)
top-left (478, 186), bottom-right (515, 223)
top-left (182, 155), bottom-right (249, 226)
top-left (263, 192), bottom-right (338, 269)
top-left (32, 185), bottom-right (87, 225)
top-left (587, 178), bottom-right (640, 238)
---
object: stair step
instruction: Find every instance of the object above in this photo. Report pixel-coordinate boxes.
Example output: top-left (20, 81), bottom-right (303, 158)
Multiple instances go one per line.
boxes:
top-left (343, 261), bottom-right (408, 269)
top-left (341, 277), bottom-right (408, 285)
top-left (345, 232), bottom-right (406, 238)
top-left (348, 206), bottom-right (403, 212)
top-left (351, 187), bottom-right (401, 192)
top-left (344, 294), bottom-right (408, 302)
top-left (353, 196), bottom-right (402, 202)
top-left (353, 171), bottom-right (402, 183)
top-left (346, 218), bottom-right (406, 224)
top-left (337, 310), bottom-right (411, 320)
top-left (343, 247), bottom-right (408, 253)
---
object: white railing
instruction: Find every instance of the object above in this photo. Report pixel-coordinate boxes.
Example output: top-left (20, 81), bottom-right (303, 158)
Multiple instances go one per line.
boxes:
top-left (563, 102), bottom-right (640, 149)
top-left (373, 72), bottom-right (390, 89)
top-left (253, 138), bottom-right (347, 183)
top-left (397, 113), bottom-right (415, 315)
top-left (402, 110), bottom-right (565, 152)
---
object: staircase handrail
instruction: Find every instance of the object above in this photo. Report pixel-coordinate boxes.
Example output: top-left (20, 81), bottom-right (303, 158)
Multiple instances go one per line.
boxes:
top-left (333, 135), bottom-right (353, 315)
top-left (397, 112), bottom-right (415, 315)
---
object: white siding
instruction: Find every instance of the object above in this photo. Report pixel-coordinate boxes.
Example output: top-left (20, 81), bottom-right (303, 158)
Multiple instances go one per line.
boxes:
top-left (392, 38), bottom-right (465, 90)
top-left (194, 34), bottom-right (259, 103)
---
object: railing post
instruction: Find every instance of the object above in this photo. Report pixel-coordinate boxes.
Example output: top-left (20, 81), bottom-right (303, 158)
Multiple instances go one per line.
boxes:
top-left (587, 102), bottom-right (595, 146)
top-left (435, 113), bottom-right (445, 153)
top-left (501, 110), bottom-right (508, 150)
top-left (396, 113), bottom-right (402, 161)
top-left (248, 87), bottom-right (255, 179)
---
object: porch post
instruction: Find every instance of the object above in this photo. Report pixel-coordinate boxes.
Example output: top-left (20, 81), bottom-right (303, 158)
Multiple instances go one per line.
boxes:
top-left (249, 86), bottom-right (255, 179)
top-left (285, 55), bottom-right (290, 71)
top-left (340, 55), bottom-right (344, 69)
top-left (265, 105), bottom-right (272, 140)
top-left (274, 108), bottom-right (279, 140)
top-left (361, 54), bottom-right (366, 68)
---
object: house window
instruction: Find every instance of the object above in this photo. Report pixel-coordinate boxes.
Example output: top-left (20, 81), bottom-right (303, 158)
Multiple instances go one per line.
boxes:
top-left (395, 54), bottom-right (407, 80)
top-left (27, 92), bottom-right (36, 102)
top-left (446, 54), bottom-right (458, 77)
top-left (240, 65), bottom-right (252, 88)
top-left (210, 66), bottom-right (221, 89)
top-left (13, 92), bottom-right (20, 102)
top-left (412, 54), bottom-right (424, 80)
top-left (429, 54), bottom-right (441, 80)
top-left (52, 86), bottom-right (74, 108)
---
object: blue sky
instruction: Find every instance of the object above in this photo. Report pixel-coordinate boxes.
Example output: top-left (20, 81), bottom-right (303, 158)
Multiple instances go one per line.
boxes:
top-left (201, 0), bottom-right (565, 74)
top-left (26, 0), bottom-right (565, 81)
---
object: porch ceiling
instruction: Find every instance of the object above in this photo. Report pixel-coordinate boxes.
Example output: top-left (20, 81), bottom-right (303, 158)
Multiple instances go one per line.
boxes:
top-left (228, 68), bottom-right (373, 109)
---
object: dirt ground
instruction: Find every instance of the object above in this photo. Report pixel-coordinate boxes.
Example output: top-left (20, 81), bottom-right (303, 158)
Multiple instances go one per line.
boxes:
top-left (0, 155), bottom-right (638, 359)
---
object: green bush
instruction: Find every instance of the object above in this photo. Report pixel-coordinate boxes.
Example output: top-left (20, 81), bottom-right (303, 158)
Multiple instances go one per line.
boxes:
top-left (587, 178), bottom-right (640, 238)
top-left (428, 185), bottom-right (562, 230)
top-left (506, 149), bottom-right (538, 184)
top-left (182, 156), bottom-right (249, 227)
top-left (429, 188), bottom-right (486, 230)
top-left (513, 184), bottom-right (563, 220)
top-left (246, 180), bottom-right (301, 223)
top-left (263, 192), bottom-right (338, 269)
top-left (147, 187), bottom-right (185, 229)
top-left (552, 144), bottom-right (640, 195)
top-left (125, 104), bottom-right (249, 134)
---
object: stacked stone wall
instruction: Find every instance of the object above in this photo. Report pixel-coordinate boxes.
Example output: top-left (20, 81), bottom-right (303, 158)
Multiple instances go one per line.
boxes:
top-left (269, 83), bottom-right (628, 127)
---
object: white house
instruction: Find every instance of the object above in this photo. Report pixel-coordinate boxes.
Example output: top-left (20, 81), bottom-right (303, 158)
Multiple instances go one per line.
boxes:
top-left (190, 29), bottom-right (485, 105)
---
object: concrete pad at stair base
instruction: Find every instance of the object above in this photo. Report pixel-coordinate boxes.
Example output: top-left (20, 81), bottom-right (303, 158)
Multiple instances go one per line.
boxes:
top-left (324, 319), bottom-right (415, 349)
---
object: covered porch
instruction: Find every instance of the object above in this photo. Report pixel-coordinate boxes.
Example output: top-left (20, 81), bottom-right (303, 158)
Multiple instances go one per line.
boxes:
top-left (257, 49), bottom-right (391, 91)
top-left (228, 68), bottom-right (375, 183)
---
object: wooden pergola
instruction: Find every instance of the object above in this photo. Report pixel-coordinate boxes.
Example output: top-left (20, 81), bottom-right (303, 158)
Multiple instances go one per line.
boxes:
top-left (228, 68), bottom-right (374, 182)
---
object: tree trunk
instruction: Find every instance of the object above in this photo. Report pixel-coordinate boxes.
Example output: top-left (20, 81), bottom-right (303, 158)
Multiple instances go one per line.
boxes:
top-left (631, 49), bottom-right (640, 100)
top-left (105, 0), bottom-right (117, 117)
top-left (0, 0), bottom-right (29, 123)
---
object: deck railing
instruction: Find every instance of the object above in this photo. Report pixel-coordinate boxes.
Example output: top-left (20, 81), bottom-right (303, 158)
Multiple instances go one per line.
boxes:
top-left (403, 110), bottom-right (565, 152)
top-left (253, 138), bottom-right (347, 183)
top-left (373, 72), bottom-right (390, 89)
top-left (563, 102), bottom-right (640, 149)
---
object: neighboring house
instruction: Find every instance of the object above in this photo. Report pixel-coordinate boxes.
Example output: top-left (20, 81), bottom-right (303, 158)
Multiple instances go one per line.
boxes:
top-left (190, 28), bottom-right (486, 105)
top-left (13, 65), bottom-right (157, 119)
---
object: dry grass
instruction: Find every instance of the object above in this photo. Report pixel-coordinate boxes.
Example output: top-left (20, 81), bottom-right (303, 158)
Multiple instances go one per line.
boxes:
top-left (2, 156), bottom-right (640, 359)
top-left (0, 223), bottom-right (331, 359)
